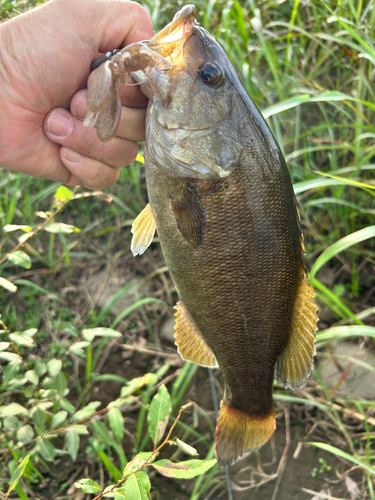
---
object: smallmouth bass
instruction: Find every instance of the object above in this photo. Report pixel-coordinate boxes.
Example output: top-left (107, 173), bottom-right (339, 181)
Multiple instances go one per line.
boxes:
top-left (85, 5), bottom-right (318, 467)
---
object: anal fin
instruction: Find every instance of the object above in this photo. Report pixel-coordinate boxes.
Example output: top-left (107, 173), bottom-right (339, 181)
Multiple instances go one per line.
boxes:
top-left (275, 273), bottom-right (318, 390)
top-left (131, 203), bottom-right (156, 256)
top-left (174, 301), bottom-right (217, 367)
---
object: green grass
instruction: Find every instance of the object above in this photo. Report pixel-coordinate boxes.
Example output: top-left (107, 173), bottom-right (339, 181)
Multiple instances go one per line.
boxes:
top-left (1, 0), bottom-right (375, 498)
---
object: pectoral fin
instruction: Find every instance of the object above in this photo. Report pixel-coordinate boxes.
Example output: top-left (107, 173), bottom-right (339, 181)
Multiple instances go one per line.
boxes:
top-left (174, 301), bottom-right (218, 367)
top-left (170, 186), bottom-right (205, 245)
top-left (131, 203), bottom-right (156, 256)
top-left (275, 273), bottom-right (318, 390)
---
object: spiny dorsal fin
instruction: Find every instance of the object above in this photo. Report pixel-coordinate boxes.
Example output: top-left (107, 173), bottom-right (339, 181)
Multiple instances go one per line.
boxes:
top-left (131, 203), bottom-right (156, 256)
top-left (174, 301), bottom-right (217, 367)
top-left (275, 273), bottom-right (318, 390)
top-left (170, 185), bottom-right (205, 245)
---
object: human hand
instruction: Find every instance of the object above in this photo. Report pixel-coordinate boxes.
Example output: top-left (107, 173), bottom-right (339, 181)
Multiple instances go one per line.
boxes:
top-left (0, 0), bottom-right (153, 189)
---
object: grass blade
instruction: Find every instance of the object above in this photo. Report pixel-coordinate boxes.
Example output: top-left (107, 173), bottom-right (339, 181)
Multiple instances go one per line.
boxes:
top-left (307, 442), bottom-right (375, 476)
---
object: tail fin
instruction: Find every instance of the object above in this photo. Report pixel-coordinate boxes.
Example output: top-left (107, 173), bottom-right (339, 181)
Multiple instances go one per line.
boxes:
top-left (215, 401), bottom-right (276, 467)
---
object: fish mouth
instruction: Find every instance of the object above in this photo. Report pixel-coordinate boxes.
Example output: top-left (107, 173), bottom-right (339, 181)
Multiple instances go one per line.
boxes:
top-left (147, 5), bottom-right (198, 65)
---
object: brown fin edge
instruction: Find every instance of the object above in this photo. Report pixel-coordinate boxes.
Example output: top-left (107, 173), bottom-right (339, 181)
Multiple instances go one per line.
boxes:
top-left (215, 401), bottom-right (276, 468)
top-left (275, 272), bottom-right (318, 391)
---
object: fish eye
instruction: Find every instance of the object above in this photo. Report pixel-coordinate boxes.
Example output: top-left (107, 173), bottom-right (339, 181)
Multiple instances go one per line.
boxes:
top-left (197, 62), bottom-right (222, 87)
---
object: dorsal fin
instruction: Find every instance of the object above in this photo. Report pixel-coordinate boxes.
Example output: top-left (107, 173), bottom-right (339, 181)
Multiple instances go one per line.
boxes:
top-left (170, 185), bottom-right (205, 245)
top-left (131, 203), bottom-right (156, 256)
top-left (275, 273), bottom-right (318, 390)
top-left (174, 301), bottom-right (217, 367)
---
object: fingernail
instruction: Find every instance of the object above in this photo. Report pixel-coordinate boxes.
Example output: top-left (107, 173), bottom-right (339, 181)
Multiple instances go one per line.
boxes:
top-left (63, 149), bottom-right (83, 164)
top-left (71, 92), bottom-right (87, 117)
top-left (47, 111), bottom-right (73, 138)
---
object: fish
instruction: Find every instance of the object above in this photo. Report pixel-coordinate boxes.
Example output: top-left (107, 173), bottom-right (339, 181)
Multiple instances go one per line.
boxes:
top-left (84, 5), bottom-right (318, 467)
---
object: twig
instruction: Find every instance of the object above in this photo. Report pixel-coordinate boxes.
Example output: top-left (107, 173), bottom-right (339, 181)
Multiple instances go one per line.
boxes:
top-left (120, 343), bottom-right (180, 359)
top-left (301, 488), bottom-right (344, 499)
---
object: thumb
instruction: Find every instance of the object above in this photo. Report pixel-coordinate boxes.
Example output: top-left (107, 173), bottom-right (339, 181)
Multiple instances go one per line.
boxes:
top-left (67, 0), bottom-right (155, 55)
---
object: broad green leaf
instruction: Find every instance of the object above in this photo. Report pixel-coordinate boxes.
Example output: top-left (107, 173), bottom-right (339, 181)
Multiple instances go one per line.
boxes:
top-left (47, 358), bottom-right (62, 377)
top-left (108, 407), bottom-right (124, 441)
top-left (92, 420), bottom-right (112, 444)
top-left (148, 384), bottom-right (172, 445)
top-left (175, 438), bottom-right (198, 456)
top-left (32, 407), bottom-right (46, 433)
top-left (71, 402), bottom-right (100, 422)
top-left (310, 226), bottom-right (375, 279)
top-left (7, 250), bottom-right (31, 269)
top-left (74, 478), bottom-right (101, 494)
top-left (54, 186), bottom-right (74, 204)
top-left (70, 424), bottom-right (89, 434)
top-left (0, 277), bottom-right (17, 293)
top-left (123, 452), bottom-right (155, 478)
top-left (152, 459), bottom-right (216, 479)
top-left (103, 484), bottom-right (117, 496)
top-left (25, 370), bottom-right (39, 385)
top-left (107, 396), bottom-right (136, 408)
top-left (8, 455), bottom-right (30, 492)
top-left (124, 472), bottom-right (151, 500)
top-left (23, 328), bottom-right (37, 337)
top-left (3, 416), bottom-right (19, 431)
top-left (68, 341), bottom-right (91, 357)
top-left (44, 222), bottom-right (80, 234)
top-left (36, 403), bottom-right (52, 413)
top-left (53, 371), bottom-right (67, 395)
top-left (308, 443), bottom-right (375, 476)
top-left (114, 492), bottom-right (126, 500)
top-left (71, 407), bottom-right (96, 422)
top-left (67, 427), bottom-right (80, 461)
top-left (82, 327), bottom-right (122, 340)
top-left (120, 373), bottom-right (157, 398)
top-left (51, 410), bottom-right (68, 429)
top-left (3, 361), bottom-right (21, 386)
top-left (59, 398), bottom-right (75, 414)
top-left (34, 360), bottom-right (47, 376)
top-left (0, 403), bottom-right (28, 417)
top-left (0, 342), bottom-right (10, 351)
top-left (3, 224), bottom-right (31, 233)
top-left (38, 439), bottom-right (56, 461)
top-left (17, 425), bottom-right (34, 444)
top-left (0, 352), bottom-right (21, 362)
top-left (9, 333), bottom-right (34, 347)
